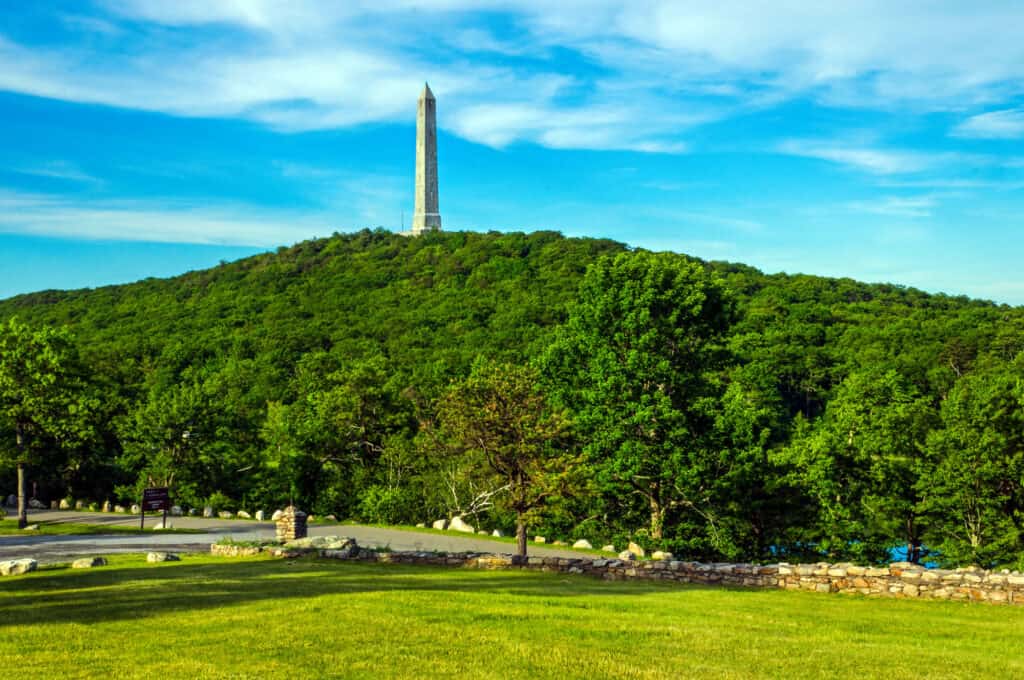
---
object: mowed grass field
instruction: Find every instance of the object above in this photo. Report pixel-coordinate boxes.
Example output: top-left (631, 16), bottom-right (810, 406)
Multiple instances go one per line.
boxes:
top-left (1, 555), bottom-right (1022, 679)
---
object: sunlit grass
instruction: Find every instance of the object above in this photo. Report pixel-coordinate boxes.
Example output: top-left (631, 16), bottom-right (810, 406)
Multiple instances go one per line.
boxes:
top-left (1, 554), bottom-right (1021, 679)
top-left (0, 519), bottom-right (200, 536)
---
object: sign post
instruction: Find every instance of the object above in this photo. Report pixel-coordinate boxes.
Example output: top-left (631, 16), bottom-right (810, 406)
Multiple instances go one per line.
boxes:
top-left (140, 487), bottom-right (170, 530)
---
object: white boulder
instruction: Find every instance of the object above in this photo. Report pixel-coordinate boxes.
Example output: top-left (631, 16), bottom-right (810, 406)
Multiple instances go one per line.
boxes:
top-left (28, 499), bottom-right (46, 509)
top-left (651, 550), bottom-right (674, 561)
top-left (0, 559), bottom-right (37, 576)
top-left (618, 550), bottom-right (637, 561)
top-left (432, 518), bottom-right (448, 530)
top-left (170, 505), bottom-right (183, 517)
top-left (203, 506), bottom-right (214, 518)
top-left (448, 516), bottom-right (475, 533)
top-left (627, 541), bottom-right (646, 558)
top-left (218, 511), bottom-right (233, 519)
top-left (237, 510), bottom-right (251, 519)
top-left (59, 499), bottom-right (71, 510)
top-left (146, 552), bottom-right (180, 563)
top-left (601, 545), bottom-right (615, 552)
top-left (130, 504), bottom-right (141, 514)
top-left (572, 539), bottom-right (593, 550)
top-left (255, 510), bottom-right (265, 521)
top-left (72, 557), bottom-right (106, 569)
top-left (271, 509), bottom-right (284, 521)
top-left (491, 529), bottom-right (504, 538)
top-left (534, 536), bottom-right (546, 544)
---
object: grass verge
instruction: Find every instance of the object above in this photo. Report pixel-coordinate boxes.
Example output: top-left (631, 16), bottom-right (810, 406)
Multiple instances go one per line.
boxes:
top-left (0, 519), bottom-right (201, 536)
top-left (1, 554), bottom-right (1021, 678)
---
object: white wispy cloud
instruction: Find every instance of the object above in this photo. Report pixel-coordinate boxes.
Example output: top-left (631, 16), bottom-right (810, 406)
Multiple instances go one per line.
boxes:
top-left (777, 140), bottom-right (960, 175)
top-left (848, 196), bottom-right (937, 219)
top-left (953, 108), bottom-right (1024, 139)
top-left (0, 190), bottom-right (340, 246)
top-left (2, 1), bottom-right (1022, 154)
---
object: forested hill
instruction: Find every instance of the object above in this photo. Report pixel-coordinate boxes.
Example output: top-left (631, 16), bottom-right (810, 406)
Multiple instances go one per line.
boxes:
top-left (3, 229), bottom-right (1023, 567)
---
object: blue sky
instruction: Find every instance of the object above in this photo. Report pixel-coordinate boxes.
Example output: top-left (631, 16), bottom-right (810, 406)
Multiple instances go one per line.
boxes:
top-left (1, 2), bottom-right (1023, 304)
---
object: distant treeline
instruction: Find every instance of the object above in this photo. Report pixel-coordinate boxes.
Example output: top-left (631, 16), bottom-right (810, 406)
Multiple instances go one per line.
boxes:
top-left (1, 229), bottom-right (1021, 567)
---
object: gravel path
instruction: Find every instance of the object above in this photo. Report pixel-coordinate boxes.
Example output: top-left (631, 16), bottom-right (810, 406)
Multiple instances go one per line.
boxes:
top-left (1, 510), bottom-right (597, 563)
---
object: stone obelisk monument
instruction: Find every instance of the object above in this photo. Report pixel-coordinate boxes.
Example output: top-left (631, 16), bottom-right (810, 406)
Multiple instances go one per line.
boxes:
top-left (412, 83), bottom-right (441, 234)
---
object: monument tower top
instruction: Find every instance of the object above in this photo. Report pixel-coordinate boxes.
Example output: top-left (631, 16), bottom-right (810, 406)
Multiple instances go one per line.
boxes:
top-left (412, 82), bottom-right (441, 234)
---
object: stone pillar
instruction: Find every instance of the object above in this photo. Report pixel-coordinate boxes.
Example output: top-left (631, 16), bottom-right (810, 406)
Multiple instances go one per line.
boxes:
top-left (275, 506), bottom-right (308, 543)
top-left (412, 83), bottom-right (441, 234)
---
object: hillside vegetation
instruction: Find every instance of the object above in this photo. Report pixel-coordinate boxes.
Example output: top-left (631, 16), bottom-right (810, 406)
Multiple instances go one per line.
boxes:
top-left (1, 229), bottom-right (1022, 567)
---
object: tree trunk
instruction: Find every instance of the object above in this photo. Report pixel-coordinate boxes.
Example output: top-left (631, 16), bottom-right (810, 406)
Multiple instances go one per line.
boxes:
top-left (649, 494), bottom-right (664, 540)
top-left (516, 515), bottom-right (527, 558)
top-left (17, 462), bottom-right (27, 529)
top-left (16, 424), bottom-right (27, 529)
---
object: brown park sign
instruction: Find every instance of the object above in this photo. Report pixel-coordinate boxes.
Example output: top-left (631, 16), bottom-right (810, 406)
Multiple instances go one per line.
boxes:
top-left (142, 487), bottom-right (170, 512)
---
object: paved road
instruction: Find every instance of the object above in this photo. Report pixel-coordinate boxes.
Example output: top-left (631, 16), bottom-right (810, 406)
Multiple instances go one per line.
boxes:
top-left (0, 510), bottom-right (598, 563)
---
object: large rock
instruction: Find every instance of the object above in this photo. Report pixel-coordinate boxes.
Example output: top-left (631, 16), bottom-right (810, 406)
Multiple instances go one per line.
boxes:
top-left (0, 559), bottom-right (37, 576)
top-left (23, 524), bottom-right (39, 531)
top-left (5, 494), bottom-right (14, 507)
top-left (432, 518), bottom-right (448, 530)
top-left (72, 557), bottom-right (107, 569)
top-left (28, 498), bottom-right (46, 509)
top-left (102, 501), bottom-right (112, 512)
top-left (415, 522), bottom-right (425, 528)
top-left (255, 510), bottom-right (265, 521)
top-left (59, 498), bottom-right (71, 510)
top-left (573, 539), bottom-right (593, 550)
top-left (147, 552), bottom-right (180, 563)
top-left (627, 542), bottom-right (646, 558)
top-left (74, 500), bottom-right (84, 510)
top-left (618, 550), bottom-right (637, 561)
top-left (237, 510), bottom-right (251, 519)
top-left (534, 536), bottom-right (546, 544)
top-left (50, 500), bottom-right (59, 510)
top-left (170, 505), bottom-right (183, 517)
top-left (448, 516), bottom-right (475, 533)
top-left (271, 509), bottom-right (284, 521)
top-left (285, 535), bottom-right (356, 551)
top-left (651, 551), bottom-right (673, 560)
top-left (152, 519), bottom-right (173, 530)
top-left (601, 544), bottom-right (616, 552)
top-left (218, 511), bottom-right (234, 519)
top-left (491, 529), bottom-right (504, 538)
top-left (130, 504), bottom-right (141, 514)
top-left (203, 506), bottom-right (214, 518)
top-left (114, 505), bottom-right (127, 513)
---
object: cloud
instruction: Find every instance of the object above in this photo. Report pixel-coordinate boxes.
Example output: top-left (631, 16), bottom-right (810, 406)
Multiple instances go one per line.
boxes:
top-left (777, 140), bottom-right (958, 175)
top-left (12, 161), bottom-right (101, 185)
top-left (2, 2), bottom-right (1023, 154)
top-left (848, 196), bottom-right (936, 219)
top-left (0, 190), bottom-right (341, 246)
top-left (953, 108), bottom-right (1024, 139)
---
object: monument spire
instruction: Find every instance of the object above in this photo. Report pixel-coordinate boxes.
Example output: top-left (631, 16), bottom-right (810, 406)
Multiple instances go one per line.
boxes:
top-left (412, 82), bottom-right (441, 234)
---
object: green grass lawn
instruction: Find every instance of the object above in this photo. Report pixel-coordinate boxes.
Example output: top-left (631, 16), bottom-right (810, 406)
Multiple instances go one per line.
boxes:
top-left (1, 555), bottom-right (1021, 679)
top-left (0, 519), bottom-right (200, 536)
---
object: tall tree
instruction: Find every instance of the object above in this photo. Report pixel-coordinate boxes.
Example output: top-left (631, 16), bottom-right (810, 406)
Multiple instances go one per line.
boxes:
top-left (436, 360), bottom-right (576, 558)
top-left (546, 252), bottom-right (734, 542)
top-left (0, 319), bottom-right (92, 528)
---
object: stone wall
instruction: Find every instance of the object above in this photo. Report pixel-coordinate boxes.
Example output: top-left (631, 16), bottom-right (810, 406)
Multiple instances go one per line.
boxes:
top-left (316, 549), bottom-right (1024, 606)
top-left (210, 543), bottom-right (264, 558)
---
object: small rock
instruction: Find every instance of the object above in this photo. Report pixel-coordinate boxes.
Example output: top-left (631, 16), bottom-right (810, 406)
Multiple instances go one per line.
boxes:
top-left (534, 536), bottom-right (546, 544)
top-left (573, 539), bottom-right (593, 550)
top-left (491, 529), bottom-right (504, 537)
top-left (478, 530), bottom-right (488, 535)
top-left (130, 504), bottom-right (141, 514)
top-left (102, 501), bottom-right (112, 512)
top-left (255, 510), bottom-right (265, 521)
top-left (324, 514), bottom-right (337, 521)
top-left (618, 550), bottom-right (637, 561)
top-left (147, 552), bottom-right (180, 563)
top-left (627, 541), bottom-right (646, 558)
top-left (59, 499), bottom-right (71, 510)
top-left (50, 500), bottom-right (59, 510)
top-left (29, 499), bottom-right (46, 509)
top-left (114, 505), bottom-right (127, 513)
top-left (652, 551), bottom-right (673, 560)
top-left (23, 524), bottom-right (39, 531)
top-left (432, 518), bottom-right (448, 530)
top-left (170, 505), bottom-right (183, 517)
top-left (271, 509), bottom-right (284, 521)
top-left (448, 516), bottom-right (475, 533)
top-left (72, 557), bottom-right (107, 569)
top-left (152, 520), bottom-right (173, 530)
top-left (237, 510), bottom-right (251, 519)
top-left (553, 540), bottom-right (567, 546)
top-left (415, 522), bottom-right (425, 528)
top-left (203, 507), bottom-right (214, 518)
top-left (188, 507), bottom-right (198, 516)
top-left (0, 558), bottom-right (37, 576)
top-left (75, 500), bottom-right (84, 510)
top-left (218, 511), bottom-right (234, 519)
top-left (601, 544), bottom-right (615, 552)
